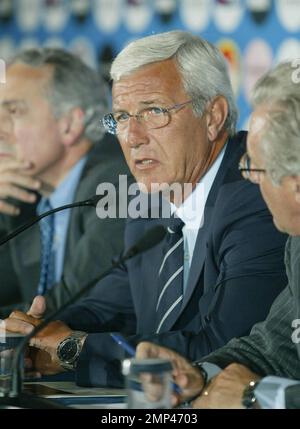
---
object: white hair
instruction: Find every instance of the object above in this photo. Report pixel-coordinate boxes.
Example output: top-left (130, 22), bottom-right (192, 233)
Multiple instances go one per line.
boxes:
top-left (252, 61), bottom-right (300, 184)
top-left (111, 31), bottom-right (238, 136)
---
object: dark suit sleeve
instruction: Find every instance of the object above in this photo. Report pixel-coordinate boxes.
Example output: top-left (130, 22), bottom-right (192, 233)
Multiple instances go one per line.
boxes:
top-left (124, 182), bottom-right (287, 358)
top-left (56, 258), bottom-right (139, 387)
top-left (0, 216), bottom-right (22, 314)
top-left (196, 237), bottom-right (300, 382)
top-left (44, 211), bottom-right (129, 314)
top-left (199, 285), bottom-right (300, 378)
top-left (59, 262), bottom-right (137, 334)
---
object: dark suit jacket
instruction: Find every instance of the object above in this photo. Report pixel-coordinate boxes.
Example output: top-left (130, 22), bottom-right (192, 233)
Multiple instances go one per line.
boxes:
top-left (60, 131), bottom-right (288, 387)
top-left (0, 134), bottom-right (132, 316)
top-left (203, 235), bottom-right (300, 408)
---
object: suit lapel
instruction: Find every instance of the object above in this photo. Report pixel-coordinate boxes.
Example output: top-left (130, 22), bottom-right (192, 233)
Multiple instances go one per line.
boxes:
top-left (181, 204), bottom-right (214, 311)
top-left (174, 131), bottom-right (247, 320)
top-left (6, 200), bottom-right (41, 299)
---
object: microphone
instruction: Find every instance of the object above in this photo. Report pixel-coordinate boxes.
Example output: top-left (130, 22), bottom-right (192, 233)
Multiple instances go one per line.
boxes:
top-left (1, 225), bottom-right (166, 409)
top-left (0, 194), bottom-right (103, 247)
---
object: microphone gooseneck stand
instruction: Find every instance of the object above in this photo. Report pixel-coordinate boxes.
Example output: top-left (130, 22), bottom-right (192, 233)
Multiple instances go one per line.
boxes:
top-left (0, 194), bottom-right (101, 247)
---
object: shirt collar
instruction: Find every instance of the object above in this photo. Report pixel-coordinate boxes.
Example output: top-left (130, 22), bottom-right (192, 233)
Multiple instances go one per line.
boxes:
top-left (45, 156), bottom-right (87, 209)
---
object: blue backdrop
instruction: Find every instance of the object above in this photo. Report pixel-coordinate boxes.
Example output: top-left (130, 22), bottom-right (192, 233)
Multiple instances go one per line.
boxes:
top-left (0, 0), bottom-right (299, 128)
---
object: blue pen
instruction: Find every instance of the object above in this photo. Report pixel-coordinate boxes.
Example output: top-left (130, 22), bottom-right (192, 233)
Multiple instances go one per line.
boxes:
top-left (110, 333), bottom-right (182, 395)
top-left (110, 333), bottom-right (136, 356)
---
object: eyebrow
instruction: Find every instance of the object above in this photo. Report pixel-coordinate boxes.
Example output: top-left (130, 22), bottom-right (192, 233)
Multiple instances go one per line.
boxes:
top-left (140, 99), bottom-right (166, 105)
top-left (113, 99), bottom-right (167, 112)
top-left (1, 99), bottom-right (27, 108)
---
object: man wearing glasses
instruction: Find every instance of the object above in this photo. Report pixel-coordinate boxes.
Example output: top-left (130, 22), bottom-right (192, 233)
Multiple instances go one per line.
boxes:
top-left (137, 61), bottom-right (300, 409)
top-left (5, 31), bottom-right (287, 387)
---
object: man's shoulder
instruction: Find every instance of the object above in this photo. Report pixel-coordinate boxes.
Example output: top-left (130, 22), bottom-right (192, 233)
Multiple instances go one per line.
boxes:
top-left (218, 130), bottom-right (247, 184)
top-left (213, 176), bottom-right (266, 222)
top-left (206, 130), bottom-right (247, 203)
top-left (289, 235), bottom-right (300, 250)
top-left (288, 236), bottom-right (300, 268)
top-left (75, 135), bottom-right (133, 198)
top-left (211, 130), bottom-right (267, 214)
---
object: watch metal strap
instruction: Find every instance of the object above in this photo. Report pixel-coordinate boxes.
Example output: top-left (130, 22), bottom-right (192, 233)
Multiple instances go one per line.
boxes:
top-left (57, 330), bottom-right (87, 371)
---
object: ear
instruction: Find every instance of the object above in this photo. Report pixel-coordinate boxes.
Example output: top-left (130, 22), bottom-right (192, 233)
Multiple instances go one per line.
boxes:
top-left (58, 107), bottom-right (85, 147)
top-left (206, 96), bottom-right (229, 141)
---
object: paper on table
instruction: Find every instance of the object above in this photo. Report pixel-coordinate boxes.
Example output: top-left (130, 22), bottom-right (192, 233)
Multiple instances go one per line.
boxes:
top-left (73, 403), bottom-right (127, 409)
top-left (23, 381), bottom-right (126, 398)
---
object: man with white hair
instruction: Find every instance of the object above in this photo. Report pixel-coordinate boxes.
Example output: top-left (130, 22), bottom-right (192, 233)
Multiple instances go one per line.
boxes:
top-left (5, 32), bottom-right (287, 388)
top-left (137, 61), bottom-right (300, 409)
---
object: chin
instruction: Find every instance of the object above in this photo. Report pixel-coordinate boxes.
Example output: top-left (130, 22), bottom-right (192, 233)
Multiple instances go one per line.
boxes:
top-left (132, 179), bottom-right (150, 194)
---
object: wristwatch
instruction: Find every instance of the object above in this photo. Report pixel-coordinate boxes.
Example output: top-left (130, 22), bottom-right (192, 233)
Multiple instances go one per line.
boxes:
top-left (242, 380), bottom-right (259, 409)
top-left (192, 362), bottom-right (208, 389)
top-left (56, 331), bottom-right (87, 371)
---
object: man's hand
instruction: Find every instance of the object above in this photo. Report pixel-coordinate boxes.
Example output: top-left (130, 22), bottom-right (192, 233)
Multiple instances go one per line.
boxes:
top-left (136, 342), bottom-right (204, 406)
top-left (0, 158), bottom-right (41, 215)
top-left (4, 295), bottom-right (46, 334)
top-left (4, 296), bottom-right (73, 375)
top-left (193, 363), bottom-right (261, 409)
top-left (29, 321), bottom-right (74, 375)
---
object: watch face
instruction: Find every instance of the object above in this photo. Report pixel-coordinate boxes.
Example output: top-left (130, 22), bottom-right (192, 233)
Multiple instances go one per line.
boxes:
top-left (59, 339), bottom-right (79, 363)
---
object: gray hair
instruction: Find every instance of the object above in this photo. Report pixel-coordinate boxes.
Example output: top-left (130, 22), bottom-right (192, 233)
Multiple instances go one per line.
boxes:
top-left (11, 48), bottom-right (109, 143)
top-left (111, 31), bottom-right (237, 136)
top-left (252, 62), bottom-right (300, 184)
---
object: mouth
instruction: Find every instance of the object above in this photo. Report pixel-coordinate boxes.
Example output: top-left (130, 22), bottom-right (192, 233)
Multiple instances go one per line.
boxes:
top-left (134, 158), bottom-right (159, 170)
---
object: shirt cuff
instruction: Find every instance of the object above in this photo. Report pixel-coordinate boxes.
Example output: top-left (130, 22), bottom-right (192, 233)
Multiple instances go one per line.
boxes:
top-left (255, 376), bottom-right (300, 409)
top-left (199, 362), bottom-right (222, 383)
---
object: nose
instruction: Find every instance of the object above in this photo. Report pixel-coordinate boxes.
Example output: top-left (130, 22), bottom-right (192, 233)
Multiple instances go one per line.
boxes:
top-left (121, 116), bottom-right (150, 149)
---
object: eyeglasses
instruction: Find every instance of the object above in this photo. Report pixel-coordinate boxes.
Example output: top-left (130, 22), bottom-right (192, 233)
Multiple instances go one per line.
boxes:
top-left (101, 100), bottom-right (193, 136)
top-left (239, 153), bottom-right (266, 184)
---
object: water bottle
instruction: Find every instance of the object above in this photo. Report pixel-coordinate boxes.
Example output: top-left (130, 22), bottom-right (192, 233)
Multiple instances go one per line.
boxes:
top-left (122, 358), bottom-right (173, 409)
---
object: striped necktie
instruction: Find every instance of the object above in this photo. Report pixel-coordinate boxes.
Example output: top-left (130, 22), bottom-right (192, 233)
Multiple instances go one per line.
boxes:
top-left (156, 217), bottom-right (184, 333)
top-left (37, 199), bottom-right (55, 295)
